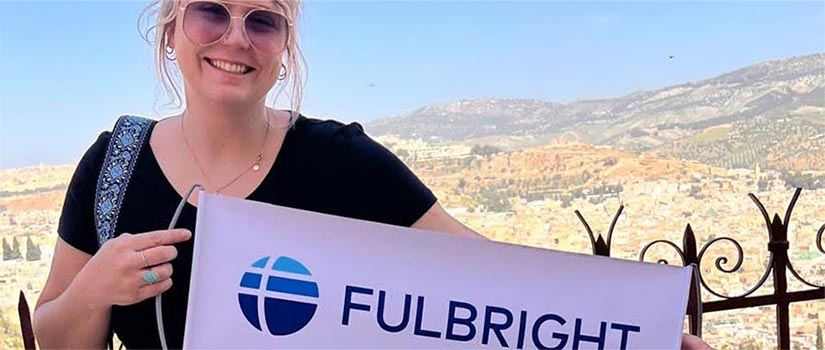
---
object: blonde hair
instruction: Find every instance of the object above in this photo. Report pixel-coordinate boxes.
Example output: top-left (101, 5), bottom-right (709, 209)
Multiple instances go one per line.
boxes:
top-left (137, 0), bottom-right (305, 122)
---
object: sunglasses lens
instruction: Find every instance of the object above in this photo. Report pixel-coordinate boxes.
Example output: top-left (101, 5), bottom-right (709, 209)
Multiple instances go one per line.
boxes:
top-left (245, 10), bottom-right (288, 53)
top-left (183, 1), bottom-right (230, 46)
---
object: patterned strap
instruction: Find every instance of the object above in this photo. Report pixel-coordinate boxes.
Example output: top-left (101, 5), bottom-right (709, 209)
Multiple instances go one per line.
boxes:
top-left (94, 115), bottom-right (155, 248)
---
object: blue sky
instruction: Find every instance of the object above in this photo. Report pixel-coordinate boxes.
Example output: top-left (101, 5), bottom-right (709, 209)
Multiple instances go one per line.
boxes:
top-left (1, 1), bottom-right (823, 168)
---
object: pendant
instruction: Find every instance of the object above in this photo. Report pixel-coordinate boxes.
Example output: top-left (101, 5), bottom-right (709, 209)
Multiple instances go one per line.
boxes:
top-left (252, 154), bottom-right (263, 172)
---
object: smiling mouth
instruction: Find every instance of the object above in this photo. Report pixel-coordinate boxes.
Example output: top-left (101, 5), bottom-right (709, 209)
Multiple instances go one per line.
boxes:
top-left (205, 58), bottom-right (255, 75)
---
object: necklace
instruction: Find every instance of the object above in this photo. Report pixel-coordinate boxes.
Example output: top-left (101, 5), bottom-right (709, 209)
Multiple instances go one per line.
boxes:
top-left (180, 110), bottom-right (271, 194)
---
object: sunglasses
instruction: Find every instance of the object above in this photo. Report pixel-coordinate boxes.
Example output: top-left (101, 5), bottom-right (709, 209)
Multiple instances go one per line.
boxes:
top-left (180, 0), bottom-right (291, 54)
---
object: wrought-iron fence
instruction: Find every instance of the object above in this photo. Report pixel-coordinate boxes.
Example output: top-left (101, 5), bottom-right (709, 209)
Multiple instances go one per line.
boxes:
top-left (574, 187), bottom-right (825, 349)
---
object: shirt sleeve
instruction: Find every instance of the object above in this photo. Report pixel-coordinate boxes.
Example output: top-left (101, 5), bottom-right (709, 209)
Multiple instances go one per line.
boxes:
top-left (331, 122), bottom-right (437, 227)
top-left (57, 131), bottom-right (111, 255)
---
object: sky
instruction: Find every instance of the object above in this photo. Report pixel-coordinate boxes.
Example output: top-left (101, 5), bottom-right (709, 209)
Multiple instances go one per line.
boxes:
top-left (1, 0), bottom-right (823, 168)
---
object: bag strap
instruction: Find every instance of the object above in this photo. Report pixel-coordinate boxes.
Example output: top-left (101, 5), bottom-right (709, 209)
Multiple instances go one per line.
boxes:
top-left (94, 115), bottom-right (155, 248)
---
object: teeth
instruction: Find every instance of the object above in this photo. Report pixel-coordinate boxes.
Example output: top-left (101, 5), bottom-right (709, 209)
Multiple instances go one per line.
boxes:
top-left (209, 59), bottom-right (249, 74)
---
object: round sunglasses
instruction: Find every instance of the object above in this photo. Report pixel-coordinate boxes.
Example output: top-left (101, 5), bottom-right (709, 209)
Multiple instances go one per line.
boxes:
top-left (180, 1), bottom-right (291, 54)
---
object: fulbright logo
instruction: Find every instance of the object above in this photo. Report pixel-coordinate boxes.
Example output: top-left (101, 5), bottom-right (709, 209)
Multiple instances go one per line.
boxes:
top-left (238, 256), bottom-right (319, 335)
top-left (235, 256), bottom-right (642, 348)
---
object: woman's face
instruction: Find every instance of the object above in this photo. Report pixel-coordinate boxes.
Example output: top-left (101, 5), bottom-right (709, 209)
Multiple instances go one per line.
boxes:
top-left (168, 0), bottom-right (288, 106)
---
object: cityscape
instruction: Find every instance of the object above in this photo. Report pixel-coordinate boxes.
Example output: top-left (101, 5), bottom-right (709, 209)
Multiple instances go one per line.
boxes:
top-left (1, 54), bottom-right (824, 348)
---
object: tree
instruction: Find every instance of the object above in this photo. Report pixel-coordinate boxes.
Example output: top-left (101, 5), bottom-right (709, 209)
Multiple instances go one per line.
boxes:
top-left (689, 185), bottom-right (702, 198)
top-left (461, 157), bottom-right (473, 169)
top-left (0, 237), bottom-right (21, 260)
top-left (471, 144), bottom-right (502, 157)
top-left (602, 157), bottom-right (617, 166)
top-left (26, 236), bottom-right (41, 261)
top-left (11, 237), bottom-right (22, 260)
top-left (478, 187), bottom-right (511, 212)
top-left (1, 237), bottom-right (10, 260)
top-left (757, 178), bottom-right (771, 192)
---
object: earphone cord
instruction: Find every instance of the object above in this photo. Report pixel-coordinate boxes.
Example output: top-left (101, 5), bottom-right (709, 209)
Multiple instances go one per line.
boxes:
top-left (156, 184), bottom-right (203, 350)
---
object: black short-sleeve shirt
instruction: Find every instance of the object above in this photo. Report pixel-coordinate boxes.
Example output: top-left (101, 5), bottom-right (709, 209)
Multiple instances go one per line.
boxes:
top-left (57, 115), bottom-right (437, 349)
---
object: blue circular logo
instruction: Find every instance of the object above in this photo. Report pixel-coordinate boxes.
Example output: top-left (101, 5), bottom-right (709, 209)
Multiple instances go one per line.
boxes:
top-left (238, 256), bottom-right (319, 335)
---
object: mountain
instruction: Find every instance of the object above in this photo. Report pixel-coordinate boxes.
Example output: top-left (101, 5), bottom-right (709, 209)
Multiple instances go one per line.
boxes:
top-left (366, 54), bottom-right (825, 151)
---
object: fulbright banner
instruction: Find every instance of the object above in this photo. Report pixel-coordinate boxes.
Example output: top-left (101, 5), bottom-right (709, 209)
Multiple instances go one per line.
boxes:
top-left (183, 193), bottom-right (691, 349)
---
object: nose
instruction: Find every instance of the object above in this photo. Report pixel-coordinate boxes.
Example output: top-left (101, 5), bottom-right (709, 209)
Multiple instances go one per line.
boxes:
top-left (222, 17), bottom-right (251, 49)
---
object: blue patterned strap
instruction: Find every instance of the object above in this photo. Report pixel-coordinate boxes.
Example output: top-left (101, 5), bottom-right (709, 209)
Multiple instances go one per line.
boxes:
top-left (94, 115), bottom-right (155, 248)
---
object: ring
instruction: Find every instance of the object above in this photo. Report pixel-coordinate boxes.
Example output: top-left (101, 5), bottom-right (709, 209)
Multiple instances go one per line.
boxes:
top-left (143, 269), bottom-right (160, 284)
top-left (139, 251), bottom-right (149, 268)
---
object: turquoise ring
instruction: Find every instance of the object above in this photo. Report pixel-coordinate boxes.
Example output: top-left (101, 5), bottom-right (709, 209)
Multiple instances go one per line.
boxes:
top-left (143, 270), bottom-right (160, 284)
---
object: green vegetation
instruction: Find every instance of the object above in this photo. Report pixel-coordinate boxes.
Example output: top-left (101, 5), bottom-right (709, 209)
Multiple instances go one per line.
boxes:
top-left (477, 185), bottom-right (512, 212)
top-left (471, 144), bottom-right (502, 157)
top-left (658, 117), bottom-right (825, 171)
top-left (692, 125), bottom-right (733, 143)
top-left (0, 183), bottom-right (67, 198)
top-left (781, 172), bottom-right (825, 189)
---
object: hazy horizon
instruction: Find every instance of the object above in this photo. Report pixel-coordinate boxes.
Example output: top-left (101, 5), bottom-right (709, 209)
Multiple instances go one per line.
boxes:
top-left (1, 1), bottom-right (824, 168)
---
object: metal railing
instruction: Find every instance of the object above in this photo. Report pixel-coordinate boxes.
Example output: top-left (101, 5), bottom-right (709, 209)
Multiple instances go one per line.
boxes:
top-left (574, 187), bottom-right (825, 349)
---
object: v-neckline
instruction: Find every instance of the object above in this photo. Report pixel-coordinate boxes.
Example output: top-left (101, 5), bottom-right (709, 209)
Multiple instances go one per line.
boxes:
top-left (142, 116), bottom-right (299, 209)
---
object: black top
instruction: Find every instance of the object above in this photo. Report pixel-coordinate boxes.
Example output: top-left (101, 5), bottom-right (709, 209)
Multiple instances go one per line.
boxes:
top-left (57, 115), bottom-right (437, 349)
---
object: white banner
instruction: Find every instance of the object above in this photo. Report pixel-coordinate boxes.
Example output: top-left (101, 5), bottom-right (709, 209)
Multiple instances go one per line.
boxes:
top-left (184, 192), bottom-right (691, 349)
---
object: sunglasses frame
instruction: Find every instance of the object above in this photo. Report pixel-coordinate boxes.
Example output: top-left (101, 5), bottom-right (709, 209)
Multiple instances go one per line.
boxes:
top-left (179, 0), bottom-right (293, 53)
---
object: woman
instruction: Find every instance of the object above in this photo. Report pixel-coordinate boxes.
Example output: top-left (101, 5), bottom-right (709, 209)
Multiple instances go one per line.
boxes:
top-left (32, 1), bottom-right (711, 349)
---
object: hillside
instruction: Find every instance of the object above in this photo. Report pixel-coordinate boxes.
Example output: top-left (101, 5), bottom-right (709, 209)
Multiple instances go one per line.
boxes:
top-left (366, 54), bottom-right (825, 171)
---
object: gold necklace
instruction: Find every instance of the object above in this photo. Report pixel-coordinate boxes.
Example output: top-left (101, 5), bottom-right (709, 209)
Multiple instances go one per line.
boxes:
top-left (180, 111), bottom-right (271, 194)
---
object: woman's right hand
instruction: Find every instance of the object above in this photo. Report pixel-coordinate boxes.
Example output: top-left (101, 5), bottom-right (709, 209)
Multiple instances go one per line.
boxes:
top-left (72, 229), bottom-right (192, 309)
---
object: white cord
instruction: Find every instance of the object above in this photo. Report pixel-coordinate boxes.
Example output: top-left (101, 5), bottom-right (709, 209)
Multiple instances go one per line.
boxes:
top-left (156, 184), bottom-right (203, 350)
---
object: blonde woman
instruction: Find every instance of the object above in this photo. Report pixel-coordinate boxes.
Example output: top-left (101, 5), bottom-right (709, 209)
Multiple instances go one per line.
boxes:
top-left (32, 1), bottom-right (711, 349)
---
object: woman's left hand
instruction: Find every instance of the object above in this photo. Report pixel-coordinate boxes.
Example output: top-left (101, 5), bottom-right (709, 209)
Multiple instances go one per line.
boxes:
top-left (681, 334), bottom-right (713, 350)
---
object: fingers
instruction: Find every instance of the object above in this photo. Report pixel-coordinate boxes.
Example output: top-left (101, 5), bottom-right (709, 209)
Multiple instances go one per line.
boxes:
top-left (137, 245), bottom-right (179, 267)
top-left (129, 229), bottom-right (192, 251)
top-left (136, 278), bottom-right (174, 302)
top-left (681, 334), bottom-right (713, 350)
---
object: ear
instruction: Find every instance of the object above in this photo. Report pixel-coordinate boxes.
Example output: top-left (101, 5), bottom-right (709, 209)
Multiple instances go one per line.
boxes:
top-left (166, 24), bottom-right (176, 50)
